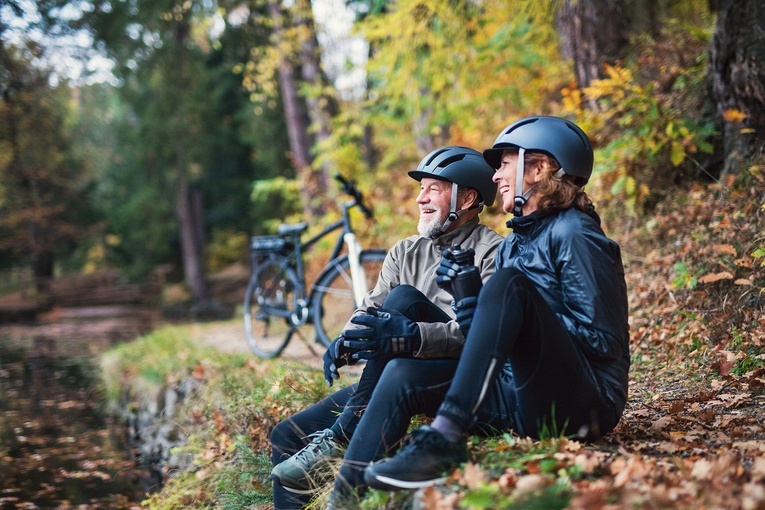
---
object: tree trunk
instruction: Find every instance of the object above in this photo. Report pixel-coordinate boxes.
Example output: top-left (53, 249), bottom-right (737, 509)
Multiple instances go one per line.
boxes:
top-left (267, 0), bottom-right (330, 218)
top-left (708, 0), bottom-right (765, 174)
top-left (176, 174), bottom-right (209, 302)
top-left (293, 0), bottom-right (332, 207)
top-left (173, 19), bottom-right (210, 303)
top-left (556, 0), bottom-right (630, 89)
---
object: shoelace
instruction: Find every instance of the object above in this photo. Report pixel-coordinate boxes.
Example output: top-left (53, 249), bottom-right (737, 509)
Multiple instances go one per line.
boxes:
top-left (294, 430), bottom-right (334, 462)
top-left (396, 428), bottom-right (444, 459)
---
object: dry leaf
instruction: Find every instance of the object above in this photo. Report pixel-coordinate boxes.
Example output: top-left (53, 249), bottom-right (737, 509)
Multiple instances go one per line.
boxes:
top-left (652, 416), bottom-right (673, 431)
top-left (713, 244), bottom-right (737, 256)
top-left (698, 271), bottom-right (734, 284)
top-left (461, 462), bottom-right (486, 489)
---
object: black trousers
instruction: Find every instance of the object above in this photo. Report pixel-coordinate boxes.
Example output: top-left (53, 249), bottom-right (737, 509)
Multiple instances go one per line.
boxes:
top-left (270, 285), bottom-right (453, 509)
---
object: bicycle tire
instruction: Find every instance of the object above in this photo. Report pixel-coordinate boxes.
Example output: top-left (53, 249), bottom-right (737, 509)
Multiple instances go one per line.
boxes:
top-left (243, 257), bottom-right (301, 358)
top-left (312, 249), bottom-right (387, 348)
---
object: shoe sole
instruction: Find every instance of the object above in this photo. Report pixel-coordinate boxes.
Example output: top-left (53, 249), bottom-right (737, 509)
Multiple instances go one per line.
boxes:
top-left (281, 484), bottom-right (322, 495)
top-left (271, 475), bottom-right (322, 495)
top-left (367, 473), bottom-right (447, 490)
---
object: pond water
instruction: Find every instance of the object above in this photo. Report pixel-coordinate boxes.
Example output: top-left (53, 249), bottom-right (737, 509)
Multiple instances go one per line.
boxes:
top-left (0, 307), bottom-right (161, 509)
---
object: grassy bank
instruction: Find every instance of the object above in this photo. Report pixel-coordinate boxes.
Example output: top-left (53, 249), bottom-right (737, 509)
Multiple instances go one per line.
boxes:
top-left (99, 323), bottom-right (337, 509)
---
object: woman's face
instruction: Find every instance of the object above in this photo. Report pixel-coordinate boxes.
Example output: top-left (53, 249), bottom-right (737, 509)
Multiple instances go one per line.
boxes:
top-left (492, 150), bottom-right (543, 214)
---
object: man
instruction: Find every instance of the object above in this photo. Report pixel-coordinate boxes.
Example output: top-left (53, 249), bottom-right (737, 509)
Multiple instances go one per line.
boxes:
top-left (269, 146), bottom-right (503, 509)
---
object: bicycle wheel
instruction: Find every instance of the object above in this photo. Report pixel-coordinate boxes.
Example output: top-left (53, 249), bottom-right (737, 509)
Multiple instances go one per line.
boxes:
top-left (312, 249), bottom-right (387, 348)
top-left (243, 257), bottom-right (301, 358)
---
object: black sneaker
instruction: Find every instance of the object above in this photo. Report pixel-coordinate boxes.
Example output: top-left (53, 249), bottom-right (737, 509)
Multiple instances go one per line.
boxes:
top-left (363, 425), bottom-right (467, 490)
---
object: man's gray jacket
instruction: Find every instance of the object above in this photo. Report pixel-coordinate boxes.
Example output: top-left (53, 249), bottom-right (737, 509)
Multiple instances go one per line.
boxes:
top-left (344, 216), bottom-right (503, 358)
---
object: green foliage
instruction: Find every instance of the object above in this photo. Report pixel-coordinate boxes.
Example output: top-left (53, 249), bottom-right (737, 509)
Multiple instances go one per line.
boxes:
top-left (206, 228), bottom-right (249, 272)
top-left (731, 347), bottom-right (765, 376)
top-left (0, 44), bottom-right (103, 274)
top-left (250, 177), bottom-right (303, 234)
top-left (359, 0), bottom-right (567, 155)
top-left (672, 262), bottom-right (699, 289)
top-left (560, 20), bottom-right (716, 215)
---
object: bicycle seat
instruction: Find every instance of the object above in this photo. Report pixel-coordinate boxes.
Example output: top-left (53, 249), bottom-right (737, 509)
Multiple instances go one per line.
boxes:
top-left (277, 222), bottom-right (308, 236)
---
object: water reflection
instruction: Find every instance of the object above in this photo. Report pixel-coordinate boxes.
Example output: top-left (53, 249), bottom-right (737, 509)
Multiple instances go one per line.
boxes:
top-left (0, 307), bottom-right (159, 509)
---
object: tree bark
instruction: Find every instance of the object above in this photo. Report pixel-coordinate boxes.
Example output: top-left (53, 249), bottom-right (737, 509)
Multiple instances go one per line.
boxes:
top-left (175, 174), bottom-right (209, 302)
top-left (708, 0), bottom-right (765, 173)
top-left (267, 0), bottom-right (330, 218)
top-left (556, 0), bottom-right (630, 89)
top-left (172, 19), bottom-right (210, 303)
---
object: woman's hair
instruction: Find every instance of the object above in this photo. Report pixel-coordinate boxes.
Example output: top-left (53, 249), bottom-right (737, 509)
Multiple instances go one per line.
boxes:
top-left (524, 151), bottom-right (594, 214)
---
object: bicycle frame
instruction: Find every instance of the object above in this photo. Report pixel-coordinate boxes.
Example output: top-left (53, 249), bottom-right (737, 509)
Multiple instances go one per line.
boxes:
top-left (255, 198), bottom-right (368, 327)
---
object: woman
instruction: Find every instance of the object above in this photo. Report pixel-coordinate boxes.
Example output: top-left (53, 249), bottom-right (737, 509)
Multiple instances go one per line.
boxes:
top-left (361, 115), bottom-right (630, 491)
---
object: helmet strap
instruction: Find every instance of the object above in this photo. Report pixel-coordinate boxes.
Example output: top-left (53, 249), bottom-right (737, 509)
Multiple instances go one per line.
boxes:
top-left (432, 182), bottom-right (470, 237)
top-left (512, 148), bottom-right (530, 217)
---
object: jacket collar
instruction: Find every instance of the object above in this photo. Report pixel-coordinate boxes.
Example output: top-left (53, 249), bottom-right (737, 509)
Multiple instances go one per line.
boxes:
top-left (506, 210), bottom-right (544, 232)
top-left (506, 207), bottom-right (603, 236)
top-left (430, 217), bottom-right (481, 248)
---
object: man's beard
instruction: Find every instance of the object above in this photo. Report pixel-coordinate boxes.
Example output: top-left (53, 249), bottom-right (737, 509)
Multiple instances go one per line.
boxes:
top-left (417, 208), bottom-right (447, 238)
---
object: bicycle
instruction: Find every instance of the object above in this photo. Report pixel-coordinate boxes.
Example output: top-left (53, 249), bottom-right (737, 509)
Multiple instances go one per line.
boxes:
top-left (243, 174), bottom-right (387, 358)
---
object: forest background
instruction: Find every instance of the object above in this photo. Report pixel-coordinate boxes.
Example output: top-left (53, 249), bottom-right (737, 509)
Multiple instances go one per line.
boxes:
top-left (2, 0), bottom-right (762, 306)
top-left (1, 0), bottom-right (765, 509)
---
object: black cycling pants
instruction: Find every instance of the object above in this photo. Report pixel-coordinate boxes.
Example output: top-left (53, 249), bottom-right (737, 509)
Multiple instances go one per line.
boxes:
top-left (270, 284), bottom-right (451, 509)
top-left (437, 267), bottom-right (620, 440)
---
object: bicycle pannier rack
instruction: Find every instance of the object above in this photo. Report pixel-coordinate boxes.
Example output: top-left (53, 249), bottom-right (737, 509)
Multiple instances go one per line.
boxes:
top-left (250, 235), bottom-right (292, 255)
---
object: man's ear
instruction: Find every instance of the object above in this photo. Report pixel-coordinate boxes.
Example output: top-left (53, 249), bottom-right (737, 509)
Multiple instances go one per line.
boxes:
top-left (460, 189), bottom-right (479, 210)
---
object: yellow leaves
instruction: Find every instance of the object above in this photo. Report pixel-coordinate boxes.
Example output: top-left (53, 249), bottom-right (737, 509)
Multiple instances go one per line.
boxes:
top-left (723, 108), bottom-right (748, 123)
top-left (749, 165), bottom-right (765, 181)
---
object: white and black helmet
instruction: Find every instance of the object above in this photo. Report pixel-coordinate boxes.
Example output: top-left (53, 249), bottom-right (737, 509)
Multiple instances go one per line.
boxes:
top-left (408, 146), bottom-right (498, 237)
top-left (483, 116), bottom-right (593, 216)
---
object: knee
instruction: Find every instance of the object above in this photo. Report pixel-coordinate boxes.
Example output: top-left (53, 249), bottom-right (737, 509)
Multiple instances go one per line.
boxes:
top-left (382, 284), bottom-right (423, 310)
top-left (270, 420), bottom-right (301, 464)
top-left (372, 358), bottom-right (421, 398)
top-left (480, 268), bottom-right (532, 302)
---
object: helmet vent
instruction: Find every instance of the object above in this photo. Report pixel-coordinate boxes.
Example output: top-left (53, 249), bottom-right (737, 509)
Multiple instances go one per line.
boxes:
top-left (437, 154), bottom-right (467, 169)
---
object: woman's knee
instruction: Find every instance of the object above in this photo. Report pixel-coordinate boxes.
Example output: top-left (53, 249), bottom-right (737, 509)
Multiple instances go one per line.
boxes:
top-left (479, 268), bottom-right (534, 304)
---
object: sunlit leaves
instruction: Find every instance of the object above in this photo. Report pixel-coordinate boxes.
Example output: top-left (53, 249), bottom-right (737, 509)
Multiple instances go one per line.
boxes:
top-left (358, 0), bottom-right (567, 151)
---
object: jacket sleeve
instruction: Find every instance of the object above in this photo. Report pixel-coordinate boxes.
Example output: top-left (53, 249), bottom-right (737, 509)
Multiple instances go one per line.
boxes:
top-left (415, 231), bottom-right (502, 358)
top-left (555, 220), bottom-right (629, 361)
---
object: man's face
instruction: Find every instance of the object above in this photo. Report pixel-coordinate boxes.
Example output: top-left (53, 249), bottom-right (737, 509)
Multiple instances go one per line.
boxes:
top-left (416, 177), bottom-right (452, 237)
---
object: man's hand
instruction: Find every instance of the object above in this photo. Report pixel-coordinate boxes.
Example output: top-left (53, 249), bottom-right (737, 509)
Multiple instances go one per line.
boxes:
top-left (453, 296), bottom-right (478, 337)
top-left (322, 337), bottom-right (357, 387)
top-left (341, 307), bottom-right (421, 360)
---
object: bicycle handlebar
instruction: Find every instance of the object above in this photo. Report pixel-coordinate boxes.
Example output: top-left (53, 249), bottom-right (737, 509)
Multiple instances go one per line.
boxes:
top-left (334, 173), bottom-right (374, 220)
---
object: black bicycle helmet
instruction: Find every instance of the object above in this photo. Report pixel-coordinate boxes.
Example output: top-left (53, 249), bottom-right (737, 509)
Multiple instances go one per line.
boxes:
top-left (483, 116), bottom-right (593, 184)
top-left (409, 146), bottom-right (497, 207)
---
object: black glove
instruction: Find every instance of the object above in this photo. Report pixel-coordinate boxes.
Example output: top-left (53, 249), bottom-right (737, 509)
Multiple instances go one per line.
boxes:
top-left (322, 336), bottom-right (357, 387)
top-left (341, 307), bottom-right (421, 360)
top-left (437, 246), bottom-right (482, 301)
top-left (453, 296), bottom-right (478, 337)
